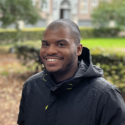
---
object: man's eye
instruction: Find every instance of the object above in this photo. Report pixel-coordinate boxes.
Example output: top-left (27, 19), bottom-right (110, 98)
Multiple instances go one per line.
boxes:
top-left (42, 43), bottom-right (49, 47)
top-left (58, 43), bottom-right (64, 46)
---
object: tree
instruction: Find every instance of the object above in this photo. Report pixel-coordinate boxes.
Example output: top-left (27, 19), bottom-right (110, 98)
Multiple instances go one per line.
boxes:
top-left (0, 0), bottom-right (41, 29)
top-left (91, 0), bottom-right (125, 29)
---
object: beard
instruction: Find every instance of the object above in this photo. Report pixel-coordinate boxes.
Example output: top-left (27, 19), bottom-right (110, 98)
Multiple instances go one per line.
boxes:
top-left (44, 51), bottom-right (77, 75)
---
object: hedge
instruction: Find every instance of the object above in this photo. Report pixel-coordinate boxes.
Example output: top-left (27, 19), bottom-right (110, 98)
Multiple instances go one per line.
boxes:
top-left (80, 27), bottom-right (120, 38)
top-left (15, 45), bottom-right (125, 94)
top-left (0, 27), bottom-right (121, 44)
top-left (92, 54), bottom-right (125, 92)
top-left (0, 28), bottom-right (45, 44)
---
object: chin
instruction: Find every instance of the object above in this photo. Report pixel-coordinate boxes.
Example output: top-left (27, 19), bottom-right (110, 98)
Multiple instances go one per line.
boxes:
top-left (46, 68), bottom-right (60, 74)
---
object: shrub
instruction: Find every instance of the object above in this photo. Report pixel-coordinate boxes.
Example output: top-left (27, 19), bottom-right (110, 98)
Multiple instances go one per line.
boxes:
top-left (93, 27), bottom-right (121, 37)
top-left (0, 30), bottom-right (17, 44)
top-left (91, 49), bottom-right (125, 95)
top-left (0, 27), bottom-right (121, 44)
top-left (80, 27), bottom-right (94, 39)
top-left (79, 27), bottom-right (120, 39)
top-left (15, 45), bottom-right (44, 72)
top-left (0, 28), bottom-right (45, 44)
top-left (15, 44), bottom-right (125, 94)
top-left (92, 54), bottom-right (125, 85)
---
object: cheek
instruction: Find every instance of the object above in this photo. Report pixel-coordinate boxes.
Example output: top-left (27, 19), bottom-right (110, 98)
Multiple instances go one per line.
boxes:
top-left (39, 49), bottom-right (44, 57)
top-left (64, 50), bottom-right (77, 61)
top-left (39, 51), bottom-right (42, 58)
top-left (70, 48), bottom-right (77, 57)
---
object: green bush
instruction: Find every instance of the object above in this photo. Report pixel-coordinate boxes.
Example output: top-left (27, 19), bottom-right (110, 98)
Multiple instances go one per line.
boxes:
top-left (0, 28), bottom-right (45, 44)
top-left (80, 27), bottom-right (120, 39)
top-left (0, 30), bottom-right (17, 43)
top-left (80, 27), bottom-right (94, 39)
top-left (93, 27), bottom-right (121, 37)
top-left (15, 44), bottom-right (125, 94)
top-left (92, 54), bottom-right (125, 84)
top-left (15, 45), bottom-right (44, 72)
top-left (0, 27), bottom-right (121, 44)
top-left (92, 53), bottom-right (125, 96)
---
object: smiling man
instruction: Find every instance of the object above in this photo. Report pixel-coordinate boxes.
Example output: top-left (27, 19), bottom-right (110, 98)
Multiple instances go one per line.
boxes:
top-left (40, 22), bottom-right (82, 82)
top-left (17, 19), bottom-right (125, 125)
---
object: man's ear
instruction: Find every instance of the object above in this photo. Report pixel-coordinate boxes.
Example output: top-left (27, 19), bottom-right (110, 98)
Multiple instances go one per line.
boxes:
top-left (77, 44), bottom-right (83, 56)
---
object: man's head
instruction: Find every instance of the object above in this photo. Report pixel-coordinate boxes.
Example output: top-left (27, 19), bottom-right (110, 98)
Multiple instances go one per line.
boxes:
top-left (40, 19), bottom-right (83, 81)
top-left (46, 19), bottom-right (81, 45)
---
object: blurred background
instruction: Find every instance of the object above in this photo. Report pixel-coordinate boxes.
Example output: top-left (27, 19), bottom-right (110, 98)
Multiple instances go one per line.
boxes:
top-left (0, 0), bottom-right (125, 125)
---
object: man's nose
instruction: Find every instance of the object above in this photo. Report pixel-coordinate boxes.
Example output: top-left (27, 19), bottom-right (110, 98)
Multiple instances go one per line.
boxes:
top-left (46, 45), bottom-right (57, 55)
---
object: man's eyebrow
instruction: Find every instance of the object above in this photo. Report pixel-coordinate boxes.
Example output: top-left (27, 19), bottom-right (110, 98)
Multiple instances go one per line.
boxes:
top-left (42, 40), bottom-right (48, 43)
top-left (42, 39), bottom-right (68, 43)
top-left (56, 39), bottom-right (68, 43)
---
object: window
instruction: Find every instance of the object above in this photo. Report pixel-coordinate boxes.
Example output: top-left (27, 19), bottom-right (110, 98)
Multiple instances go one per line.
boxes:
top-left (61, 0), bottom-right (71, 9)
top-left (31, 0), bottom-right (36, 6)
top-left (80, 0), bottom-right (88, 14)
top-left (41, 0), bottom-right (49, 12)
top-left (91, 0), bottom-right (98, 6)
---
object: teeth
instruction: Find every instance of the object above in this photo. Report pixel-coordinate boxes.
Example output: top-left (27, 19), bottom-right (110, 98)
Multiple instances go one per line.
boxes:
top-left (47, 59), bottom-right (58, 62)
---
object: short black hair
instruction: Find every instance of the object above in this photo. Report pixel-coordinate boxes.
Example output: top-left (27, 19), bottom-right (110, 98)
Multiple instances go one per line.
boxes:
top-left (45, 19), bottom-right (81, 45)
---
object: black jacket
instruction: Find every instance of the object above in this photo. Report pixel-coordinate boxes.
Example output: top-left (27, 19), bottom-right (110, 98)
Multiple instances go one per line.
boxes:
top-left (17, 47), bottom-right (125, 125)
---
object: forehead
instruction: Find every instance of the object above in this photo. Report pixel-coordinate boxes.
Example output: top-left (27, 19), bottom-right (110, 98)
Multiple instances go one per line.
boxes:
top-left (43, 27), bottom-right (73, 39)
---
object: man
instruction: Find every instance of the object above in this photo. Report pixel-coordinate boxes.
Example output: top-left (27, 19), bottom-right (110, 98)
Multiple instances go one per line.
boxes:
top-left (17, 19), bottom-right (125, 125)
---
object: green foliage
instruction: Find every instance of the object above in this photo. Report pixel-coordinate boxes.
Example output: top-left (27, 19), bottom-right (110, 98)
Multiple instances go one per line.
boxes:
top-left (0, 0), bottom-right (41, 28)
top-left (80, 27), bottom-right (94, 39)
top-left (15, 45), bottom-right (44, 72)
top-left (0, 30), bottom-right (17, 43)
top-left (91, 0), bottom-right (125, 29)
top-left (0, 27), bottom-right (121, 44)
top-left (93, 27), bottom-right (120, 37)
top-left (80, 27), bottom-right (120, 39)
top-left (1, 71), bottom-right (9, 76)
top-left (92, 53), bottom-right (125, 93)
top-left (0, 28), bottom-right (44, 44)
top-left (15, 44), bottom-right (125, 93)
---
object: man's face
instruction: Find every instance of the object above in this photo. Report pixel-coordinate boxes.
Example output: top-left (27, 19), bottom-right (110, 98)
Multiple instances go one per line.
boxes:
top-left (40, 27), bottom-right (82, 74)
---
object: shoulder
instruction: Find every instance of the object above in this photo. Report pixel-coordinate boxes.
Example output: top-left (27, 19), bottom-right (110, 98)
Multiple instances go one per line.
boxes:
top-left (89, 77), bottom-right (125, 105)
top-left (89, 77), bottom-right (125, 107)
top-left (90, 78), bottom-right (125, 125)
top-left (26, 71), bottom-right (44, 82)
top-left (90, 77), bottom-right (120, 94)
top-left (86, 77), bottom-right (124, 102)
top-left (22, 71), bottom-right (45, 90)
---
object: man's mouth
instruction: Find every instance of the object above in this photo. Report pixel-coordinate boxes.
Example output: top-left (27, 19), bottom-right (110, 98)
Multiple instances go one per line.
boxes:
top-left (44, 56), bottom-right (63, 62)
top-left (46, 59), bottom-right (59, 62)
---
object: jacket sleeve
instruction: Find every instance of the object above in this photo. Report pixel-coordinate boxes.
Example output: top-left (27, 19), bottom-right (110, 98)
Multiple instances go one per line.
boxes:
top-left (99, 88), bottom-right (125, 125)
top-left (17, 84), bottom-right (26, 125)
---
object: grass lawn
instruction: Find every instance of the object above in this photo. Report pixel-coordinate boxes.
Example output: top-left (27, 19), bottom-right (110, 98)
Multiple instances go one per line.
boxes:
top-left (80, 38), bottom-right (125, 49)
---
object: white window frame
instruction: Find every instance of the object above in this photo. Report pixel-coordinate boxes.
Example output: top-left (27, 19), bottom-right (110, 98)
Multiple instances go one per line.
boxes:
top-left (40, 0), bottom-right (50, 12)
top-left (80, 0), bottom-right (89, 14)
top-left (31, 0), bottom-right (36, 6)
top-left (91, 0), bottom-right (98, 6)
